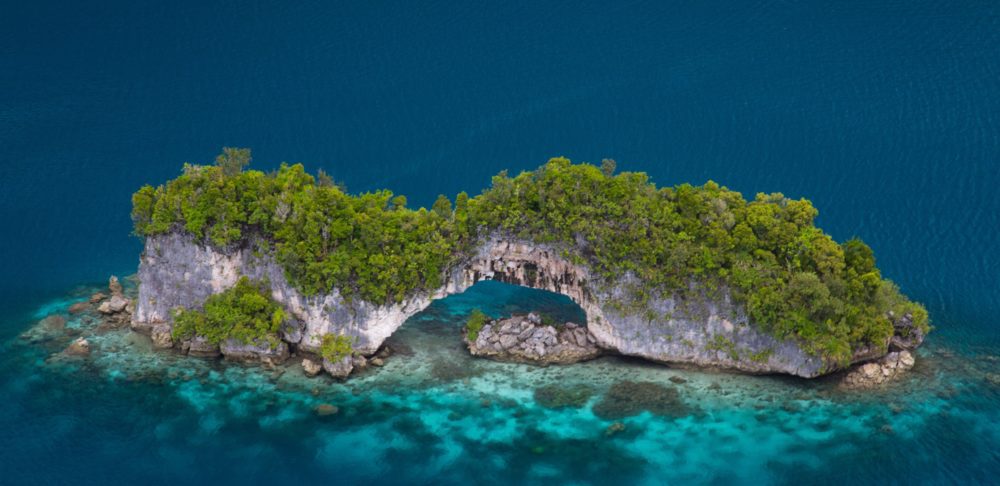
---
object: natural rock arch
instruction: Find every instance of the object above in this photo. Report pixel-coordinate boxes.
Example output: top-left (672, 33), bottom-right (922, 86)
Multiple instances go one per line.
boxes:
top-left (446, 236), bottom-right (609, 337)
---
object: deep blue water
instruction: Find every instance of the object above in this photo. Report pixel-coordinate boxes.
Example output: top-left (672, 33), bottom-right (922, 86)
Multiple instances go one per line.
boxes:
top-left (2, 1), bottom-right (999, 484)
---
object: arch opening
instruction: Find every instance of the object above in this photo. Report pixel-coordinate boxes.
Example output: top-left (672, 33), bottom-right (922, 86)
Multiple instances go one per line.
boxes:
top-left (384, 280), bottom-right (589, 355)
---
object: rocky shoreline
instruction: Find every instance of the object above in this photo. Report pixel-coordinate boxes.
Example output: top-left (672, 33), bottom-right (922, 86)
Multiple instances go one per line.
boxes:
top-left (19, 274), bottom-right (927, 388)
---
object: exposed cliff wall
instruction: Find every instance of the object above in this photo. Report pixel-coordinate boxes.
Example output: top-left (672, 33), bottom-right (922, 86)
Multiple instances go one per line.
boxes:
top-left (133, 231), bottom-right (908, 377)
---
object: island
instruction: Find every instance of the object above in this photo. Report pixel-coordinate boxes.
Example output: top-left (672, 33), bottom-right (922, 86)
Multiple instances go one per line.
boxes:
top-left (124, 148), bottom-right (929, 385)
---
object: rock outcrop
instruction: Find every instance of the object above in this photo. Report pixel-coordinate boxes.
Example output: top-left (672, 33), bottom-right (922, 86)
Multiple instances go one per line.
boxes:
top-left (465, 313), bottom-right (602, 364)
top-left (132, 231), bottom-right (922, 379)
top-left (96, 276), bottom-right (133, 326)
top-left (841, 350), bottom-right (916, 389)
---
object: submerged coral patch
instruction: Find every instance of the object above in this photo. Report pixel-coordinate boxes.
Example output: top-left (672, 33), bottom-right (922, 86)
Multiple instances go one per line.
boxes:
top-left (534, 383), bottom-right (595, 409)
top-left (592, 381), bottom-right (690, 420)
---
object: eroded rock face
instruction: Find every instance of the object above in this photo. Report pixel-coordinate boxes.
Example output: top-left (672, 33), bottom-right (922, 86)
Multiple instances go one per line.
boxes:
top-left (151, 323), bottom-right (173, 349)
top-left (132, 232), bottom-right (441, 356)
top-left (841, 350), bottom-right (916, 390)
top-left (185, 337), bottom-right (220, 358)
top-left (132, 231), bottom-right (921, 378)
top-left (466, 313), bottom-right (602, 365)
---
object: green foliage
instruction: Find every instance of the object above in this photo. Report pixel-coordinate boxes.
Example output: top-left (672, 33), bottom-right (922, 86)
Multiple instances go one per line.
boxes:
top-left (465, 308), bottom-right (488, 341)
top-left (136, 153), bottom-right (930, 364)
top-left (171, 276), bottom-right (284, 346)
top-left (319, 333), bottom-right (353, 362)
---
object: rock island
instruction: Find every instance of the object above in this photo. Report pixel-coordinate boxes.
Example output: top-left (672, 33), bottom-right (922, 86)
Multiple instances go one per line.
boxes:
top-left (126, 149), bottom-right (929, 382)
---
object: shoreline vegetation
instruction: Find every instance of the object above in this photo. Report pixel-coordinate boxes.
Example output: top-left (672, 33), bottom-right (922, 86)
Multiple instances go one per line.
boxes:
top-left (130, 148), bottom-right (928, 369)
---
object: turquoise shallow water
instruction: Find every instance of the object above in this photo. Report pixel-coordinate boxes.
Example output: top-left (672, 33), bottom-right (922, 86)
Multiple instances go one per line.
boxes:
top-left (2, 0), bottom-right (1000, 483)
top-left (4, 281), bottom-right (999, 484)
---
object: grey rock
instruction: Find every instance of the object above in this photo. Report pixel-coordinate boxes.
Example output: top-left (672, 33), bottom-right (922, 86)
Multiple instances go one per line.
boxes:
top-left (322, 356), bottom-right (353, 379)
top-left (98, 295), bottom-right (129, 314)
top-left (220, 338), bottom-right (289, 364)
top-left (499, 334), bottom-right (519, 349)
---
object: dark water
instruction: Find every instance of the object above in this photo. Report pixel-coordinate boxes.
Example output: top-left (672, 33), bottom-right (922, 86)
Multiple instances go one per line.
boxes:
top-left (2, 1), bottom-right (998, 484)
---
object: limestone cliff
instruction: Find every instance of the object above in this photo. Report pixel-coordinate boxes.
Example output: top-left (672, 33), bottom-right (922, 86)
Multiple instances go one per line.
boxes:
top-left (132, 231), bottom-right (920, 378)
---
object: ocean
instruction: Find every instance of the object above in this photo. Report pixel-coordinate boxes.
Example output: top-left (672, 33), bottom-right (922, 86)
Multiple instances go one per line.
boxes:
top-left (1, 0), bottom-right (998, 484)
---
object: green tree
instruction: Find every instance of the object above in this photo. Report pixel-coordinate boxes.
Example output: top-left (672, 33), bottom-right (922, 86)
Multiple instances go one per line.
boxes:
top-left (601, 158), bottom-right (617, 177)
top-left (432, 194), bottom-right (452, 219)
top-left (215, 147), bottom-right (251, 177)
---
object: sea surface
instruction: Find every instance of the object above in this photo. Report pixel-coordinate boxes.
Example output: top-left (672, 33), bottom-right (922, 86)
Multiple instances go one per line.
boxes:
top-left (1, 1), bottom-right (998, 484)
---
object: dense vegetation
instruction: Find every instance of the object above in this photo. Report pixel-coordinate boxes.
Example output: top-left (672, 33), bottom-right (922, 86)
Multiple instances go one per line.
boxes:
top-left (171, 276), bottom-right (286, 347)
top-left (135, 149), bottom-right (928, 364)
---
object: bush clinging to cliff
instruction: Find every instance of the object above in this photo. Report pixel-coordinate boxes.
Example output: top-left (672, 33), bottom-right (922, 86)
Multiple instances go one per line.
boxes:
top-left (319, 333), bottom-right (353, 362)
top-left (171, 276), bottom-right (285, 346)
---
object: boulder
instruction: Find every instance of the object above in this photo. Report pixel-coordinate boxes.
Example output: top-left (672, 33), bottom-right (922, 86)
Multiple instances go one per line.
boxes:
top-left (64, 337), bottom-right (90, 356)
top-left (89, 292), bottom-right (107, 304)
top-left (98, 295), bottom-right (129, 315)
top-left (302, 358), bottom-right (323, 377)
top-left (151, 324), bottom-right (173, 349)
top-left (322, 356), bottom-right (354, 379)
